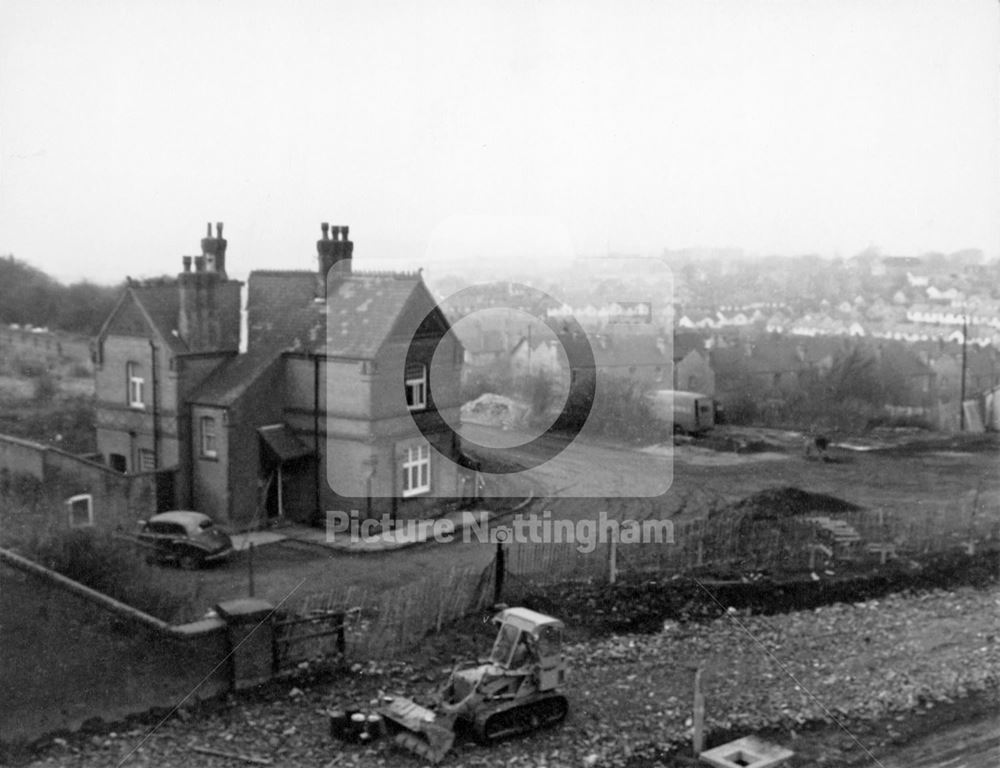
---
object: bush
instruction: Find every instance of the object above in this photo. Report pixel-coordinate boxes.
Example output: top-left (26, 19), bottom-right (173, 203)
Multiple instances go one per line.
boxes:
top-left (560, 372), bottom-right (670, 443)
top-left (23, 530), bottom-right (192, 622)
top-left (18, 360), bottom-right (47, 378)
top-left (32, 371), bottom-right (58, 403)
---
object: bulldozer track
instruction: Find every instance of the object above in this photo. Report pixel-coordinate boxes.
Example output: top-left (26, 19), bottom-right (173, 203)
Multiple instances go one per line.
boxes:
top-left (478, 694), bottom-right (568, 742)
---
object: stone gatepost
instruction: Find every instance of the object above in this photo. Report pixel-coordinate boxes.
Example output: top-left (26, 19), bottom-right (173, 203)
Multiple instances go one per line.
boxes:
top-left (215, 598), bottom-right (276, 690)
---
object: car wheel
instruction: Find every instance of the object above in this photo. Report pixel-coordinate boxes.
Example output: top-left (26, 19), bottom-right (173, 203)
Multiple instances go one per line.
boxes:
top-left (179, 554), bottom-right (200, 570)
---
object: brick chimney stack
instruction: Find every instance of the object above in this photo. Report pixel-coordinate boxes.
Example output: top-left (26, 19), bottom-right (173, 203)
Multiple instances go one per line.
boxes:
top-left (200, 221), bottom-right (228, 277)
top-left (316, 223), bottom-right (353, 299)
top-left (179, 222), bottom-right (242, 352)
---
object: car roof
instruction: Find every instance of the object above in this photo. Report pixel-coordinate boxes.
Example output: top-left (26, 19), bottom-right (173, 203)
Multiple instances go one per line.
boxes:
top-left (149, 511), bottom-right (213, 527)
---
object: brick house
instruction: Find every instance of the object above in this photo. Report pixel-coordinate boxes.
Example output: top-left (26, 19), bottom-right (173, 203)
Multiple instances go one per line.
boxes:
top-left (94, 223), bottom-right (470, 530)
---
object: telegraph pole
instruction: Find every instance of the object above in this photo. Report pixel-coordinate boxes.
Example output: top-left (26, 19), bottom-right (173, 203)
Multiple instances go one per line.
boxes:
top-left (959, 312), bottom-right (968, 432)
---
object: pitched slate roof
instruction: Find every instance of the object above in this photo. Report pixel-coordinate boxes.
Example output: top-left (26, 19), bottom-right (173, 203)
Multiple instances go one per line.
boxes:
top-left (191, 269), bottom-right (430, 406)
top-left (323, 272), bottom-right (427, 358)
top-left (97, 281), bottom-right (189, 354)
top-left (187, 347), bottom-right (280, 406)
top-left (673, 331), bottom-right (704, 362)
top-left (131, 283), bottom-right (187, 351)
top-left (553, 332), bottom-right (671, 369)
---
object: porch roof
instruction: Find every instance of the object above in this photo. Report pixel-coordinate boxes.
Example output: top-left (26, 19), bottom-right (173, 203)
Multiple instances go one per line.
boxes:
top-left (258, 423), bottom-right (313, 462)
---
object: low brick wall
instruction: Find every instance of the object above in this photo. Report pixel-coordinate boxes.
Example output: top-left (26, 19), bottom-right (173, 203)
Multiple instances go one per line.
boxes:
top-left (0, 551), bottom-right (233, 746)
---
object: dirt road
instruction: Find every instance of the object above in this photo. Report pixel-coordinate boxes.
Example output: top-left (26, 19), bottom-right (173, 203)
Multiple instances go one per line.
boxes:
top-left (467, 423), bottom-right (1000, 526)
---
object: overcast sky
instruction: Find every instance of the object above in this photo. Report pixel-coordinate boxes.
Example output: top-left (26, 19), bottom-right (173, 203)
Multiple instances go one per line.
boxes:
top-left (1, 0), bottom-right (998, 285)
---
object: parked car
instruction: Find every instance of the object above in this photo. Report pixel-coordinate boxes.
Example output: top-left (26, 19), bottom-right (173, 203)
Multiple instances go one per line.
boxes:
top-left (137, 511), bottom-right (233, 569)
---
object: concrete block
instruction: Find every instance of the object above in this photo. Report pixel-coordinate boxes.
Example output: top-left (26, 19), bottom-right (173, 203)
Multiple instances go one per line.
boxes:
top-left (700, 735), bottom-right (794, 768)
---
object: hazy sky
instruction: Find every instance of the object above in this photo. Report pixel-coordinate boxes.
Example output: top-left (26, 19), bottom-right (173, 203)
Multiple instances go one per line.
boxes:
top-left (1, 0), bottom-right (998, 285)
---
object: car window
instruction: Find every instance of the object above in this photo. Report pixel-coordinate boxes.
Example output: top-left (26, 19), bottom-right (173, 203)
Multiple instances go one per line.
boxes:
top-left (198, 519), bottom-right (213, 530)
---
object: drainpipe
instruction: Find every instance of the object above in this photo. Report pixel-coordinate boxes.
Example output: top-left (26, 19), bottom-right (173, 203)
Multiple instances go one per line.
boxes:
top-left (313, 354), bottom-right (322, 523)
top-left (149, 340), bottom-right (159, 468)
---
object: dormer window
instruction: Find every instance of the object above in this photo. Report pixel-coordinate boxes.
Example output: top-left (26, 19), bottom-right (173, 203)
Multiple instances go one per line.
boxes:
top-left (127, 362), bottom-right (144, 409)
top-left (405, 363), bottom-right (427, 410)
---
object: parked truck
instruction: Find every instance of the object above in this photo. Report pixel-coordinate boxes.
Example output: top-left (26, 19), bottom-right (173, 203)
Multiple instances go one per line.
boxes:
top-left (644, 389), bottom-right (715, 435)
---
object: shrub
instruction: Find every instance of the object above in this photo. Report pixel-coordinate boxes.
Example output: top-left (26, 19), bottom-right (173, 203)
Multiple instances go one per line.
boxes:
top-left (22, 529), bottom-right (193, 622)
top-left (560, 372), bottom-right (670, 443)
top-left (32, 371), bottom-right (58, 403)
top-left (18, 360), bottom-right (46, 378)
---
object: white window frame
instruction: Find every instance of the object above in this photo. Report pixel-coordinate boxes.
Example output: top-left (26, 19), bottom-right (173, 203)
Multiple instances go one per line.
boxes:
top-left (66, 494), bottom-right (94, 528)
top-left (200, 416), bottom-right (218, 459)
top-left (138, 448), bottom-right (156, 472)
top-left (401, 443), bottom-right (431, 497)
top-left (127, 362), bottom-right (144, 409)
top-left (405, 363), bottom-right (427, 411)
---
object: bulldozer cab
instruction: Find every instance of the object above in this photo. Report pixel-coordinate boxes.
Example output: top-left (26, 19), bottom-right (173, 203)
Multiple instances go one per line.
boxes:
top-left (489, 608), bottom-right (565, 689)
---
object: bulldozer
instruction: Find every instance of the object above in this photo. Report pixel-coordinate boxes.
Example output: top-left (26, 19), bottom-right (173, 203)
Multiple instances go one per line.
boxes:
top-left (376, 606), bottom-right (569, 763)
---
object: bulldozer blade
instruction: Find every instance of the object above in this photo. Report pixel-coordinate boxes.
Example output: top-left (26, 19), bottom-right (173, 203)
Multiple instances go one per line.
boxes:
top-left (392, 724), bottom-right (455, 764)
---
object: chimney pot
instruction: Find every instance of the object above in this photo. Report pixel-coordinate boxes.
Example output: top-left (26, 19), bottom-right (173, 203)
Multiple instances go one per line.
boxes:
top-left (321, 222), bottom-right (330, 240)
top-left (342, 225), bottom-right (349, 240)
top-left (206, 222), bottom-right (212, 238)
top-left (216, 222), bottom-right (224, 238)
top-left (194, 255), bottom-right (206, 272)
top-left (182, 256), bottom-right (192, 273)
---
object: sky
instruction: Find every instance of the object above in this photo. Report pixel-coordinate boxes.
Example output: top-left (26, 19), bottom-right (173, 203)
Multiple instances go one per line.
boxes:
top-left (1, 0), bottom-right (998, 285)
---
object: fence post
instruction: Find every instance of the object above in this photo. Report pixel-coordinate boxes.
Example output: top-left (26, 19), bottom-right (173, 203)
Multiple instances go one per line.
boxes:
top-left (608, 538), bottom-right (617, 585)
top-left (494, 542), bottom-right (505, 604)
top-left (247, 542), bottom-right (255, 598)
top-left (692, 666), bottom-right (705, 755)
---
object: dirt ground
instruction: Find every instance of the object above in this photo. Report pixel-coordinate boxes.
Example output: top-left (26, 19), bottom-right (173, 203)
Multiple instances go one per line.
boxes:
top-left (14, 584), bottom-right (999, 767)
top-left (138, 425), bottom-right (998, 623)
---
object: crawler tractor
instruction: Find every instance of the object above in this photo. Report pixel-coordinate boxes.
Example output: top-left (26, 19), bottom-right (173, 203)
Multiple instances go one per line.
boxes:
top-left (378, 607), bottom-right (569, 763)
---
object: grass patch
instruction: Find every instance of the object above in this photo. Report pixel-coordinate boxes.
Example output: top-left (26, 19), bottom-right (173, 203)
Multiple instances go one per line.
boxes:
top-left (21, 530), bottom-right (199, 623)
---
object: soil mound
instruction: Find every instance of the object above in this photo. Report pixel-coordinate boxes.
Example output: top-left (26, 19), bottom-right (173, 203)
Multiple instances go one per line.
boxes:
top-left (711, 486), bottom-right (861, 521)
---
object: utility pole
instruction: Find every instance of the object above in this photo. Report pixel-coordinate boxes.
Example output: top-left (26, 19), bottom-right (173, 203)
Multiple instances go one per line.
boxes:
top-left (960, 312), bottom-right (968, 432)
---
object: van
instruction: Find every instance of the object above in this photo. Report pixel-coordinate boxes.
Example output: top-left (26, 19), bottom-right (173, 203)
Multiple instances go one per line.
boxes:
top-left (644, 390), bottom-right (715, 435)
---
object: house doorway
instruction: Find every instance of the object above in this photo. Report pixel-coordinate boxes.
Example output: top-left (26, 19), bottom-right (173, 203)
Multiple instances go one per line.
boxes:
top-left (258, 424), bottom-right (313, 526)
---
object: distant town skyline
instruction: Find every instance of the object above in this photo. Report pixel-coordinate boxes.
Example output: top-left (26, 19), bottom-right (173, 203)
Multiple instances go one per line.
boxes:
top-left (2, 0), bottom-right (998, 285)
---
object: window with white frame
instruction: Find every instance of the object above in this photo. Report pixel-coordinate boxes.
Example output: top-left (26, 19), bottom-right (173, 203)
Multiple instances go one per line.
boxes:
top-left (405, 363), bottom-right (427, 410)
top-left (401, 443), bottom-right (430, 497)
top-left (200, 416), bottom-right (218, 458)
top-left (127, 362), bottom-right (144, 408)
top-left (138, 449), bottom-right (156, 472)
top-left (66, 494), bottom-right (93, 528)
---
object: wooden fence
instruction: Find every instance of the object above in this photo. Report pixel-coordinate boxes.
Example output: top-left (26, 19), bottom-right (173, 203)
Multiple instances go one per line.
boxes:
top-left (280, 562), bottom-right (496, 661)
top-left (505, 498), bottom-right (1000, 587)
top-left (271, 494), bottom-right (998, 666)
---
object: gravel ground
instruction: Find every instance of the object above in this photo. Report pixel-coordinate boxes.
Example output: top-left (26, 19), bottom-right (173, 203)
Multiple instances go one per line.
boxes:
top-left (20, 585), bottom-right (1000, 768)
